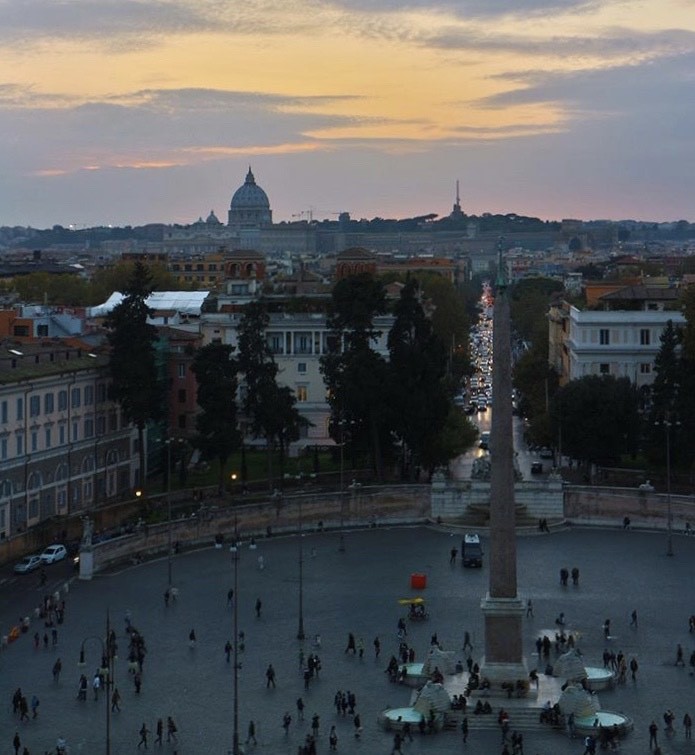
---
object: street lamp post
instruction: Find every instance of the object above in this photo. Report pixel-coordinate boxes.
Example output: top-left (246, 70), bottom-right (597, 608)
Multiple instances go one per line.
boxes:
top-left (230, 525), bottom-right (241, 754)
top-left (166, 439), bottom-right (173, 590)
top-left (339, 424), bottom-right (346, 553)
top-left (78, 609), bottom-right (114, 755)
top-left (297, 494), bottom-right (305, 640)
top-left (664, 414), bottom-right (674, 557)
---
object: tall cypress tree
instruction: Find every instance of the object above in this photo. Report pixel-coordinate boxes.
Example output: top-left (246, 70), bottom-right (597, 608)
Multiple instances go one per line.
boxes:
top-left (191, 343), bottom-right (241, 494)
top-left (104, 262), bottom-right (161, 488)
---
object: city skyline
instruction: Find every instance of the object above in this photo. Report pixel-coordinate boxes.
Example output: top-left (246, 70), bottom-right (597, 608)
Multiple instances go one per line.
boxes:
top-left (1, 0), bottom-right (694, 228)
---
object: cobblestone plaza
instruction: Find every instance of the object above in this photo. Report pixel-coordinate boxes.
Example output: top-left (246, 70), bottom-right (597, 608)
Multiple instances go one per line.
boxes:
top-left (2, 524), bottom-right (694, 754)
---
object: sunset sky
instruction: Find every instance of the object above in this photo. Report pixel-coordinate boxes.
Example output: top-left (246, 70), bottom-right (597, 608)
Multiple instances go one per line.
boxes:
top-left (1, 0), bottom-right (694, 228)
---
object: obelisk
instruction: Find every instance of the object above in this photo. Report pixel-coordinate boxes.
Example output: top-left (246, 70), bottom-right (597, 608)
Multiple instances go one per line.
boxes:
top-left (479, 240), bottom-right (527, 687)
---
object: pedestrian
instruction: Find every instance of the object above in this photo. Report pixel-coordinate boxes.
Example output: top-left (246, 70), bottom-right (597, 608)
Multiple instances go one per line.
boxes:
top-left (684, 712), bottom-right (692, 739)
top-left (629, 657), bottom-right (638, 681)
top-left (649, 720), bottom-right (659, 748)
top-left (13, 732), bottom-right (21, 755)
top-left (603, 618), bottom-right (611, 639)
top-left (571, 567), bottom-right (579, 585)
top-left (676, 643), bottom-right (685, 666)
top-left (392, 731), bottom-right (404, 753)
top-left (43, 632), bottom-right (49, 649)
top-left (166, 716), bottom-right (178, 742)
top-left (164, 588), bottom-right (169, 607)
top-left (463, 630), bottom-right (473, 653)
top-left (33, 631), bottom-right (39, 649)
top-left (356, 637), bottom-right (365, 658)
top-left (134, 670), bottom-right (142, 694)
top-left (111, 687), bottom-right (121, 712)
top-left (30, 694), bottom-right (40, 718)
top-left (345, 632), bottom-right (356, 654)
top-left (283, 711), bottom-right (292, 733)
top-left (225, 640), bottom-right (232, 663)
top-left (461, 716), bottom-right (469, 743)
top-left (329, 724), bottom-right (338, 750)
top-left (93, 672), bottom-right (101, 700)
top-left (246, 720), bottom-right (258, 745)
top-left (296, 696), bottom-right (305, 721)
top-left (137, 722), bottom-right (149, 749)
top-left (155, 718), bottom-right (163, 745)
top-left (353, 712), bottom-right (362, 738)
top-left (311, 713), bottom-right (320, 738)
top-left (51, 628), bottom-right (58, 646)
top-left (255, 597), bottom-right (262, 618)
top-left (629, 609), bottom-right (638, 627)
top-left (52, 658), bottom-right (62, 682)
top-left (560, 567), bottom-right (569, 586)
top-left (188, 628), bottom-right (196, 648)
top-left (450, 547), bottom-right (458, 564)
top-left (266, 663), bottom-right (276, 688)
top-left (526, 599), bottom-right (533, 617)
top-left (227, 588), bottom-right (234, 605)
top-left (374, 636), bottom-right (381, 658)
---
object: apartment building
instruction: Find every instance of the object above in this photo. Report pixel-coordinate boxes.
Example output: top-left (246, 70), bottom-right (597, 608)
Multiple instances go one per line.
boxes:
top-left (548, 285), bottom-right (685, 388)
top-left (0, 343), bottom-right (139, 539)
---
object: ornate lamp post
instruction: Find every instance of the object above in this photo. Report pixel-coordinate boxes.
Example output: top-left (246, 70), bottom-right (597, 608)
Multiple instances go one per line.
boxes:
top-left (78, 609), bottom-right (115, 755)
top-left (230, 527), bottom-right (241, 754)
top-left (656, 412), bottom-right (679, 557)
top-left (297, 494), bottom-right (305, 640)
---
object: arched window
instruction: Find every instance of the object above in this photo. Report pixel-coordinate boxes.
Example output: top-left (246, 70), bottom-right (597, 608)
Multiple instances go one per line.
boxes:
top-left (27, 471), bottom-right (43, 491)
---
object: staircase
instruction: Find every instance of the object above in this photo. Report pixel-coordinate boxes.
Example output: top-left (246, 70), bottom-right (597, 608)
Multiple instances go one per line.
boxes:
top-left (444, 707), bottom-right (559, 733)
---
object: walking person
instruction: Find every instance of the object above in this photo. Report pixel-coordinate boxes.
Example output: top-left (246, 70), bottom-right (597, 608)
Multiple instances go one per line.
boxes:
top-left (154, 718), bottom-right (163, 745)
top-left (13, 732), bottom-right (21, 755)
top-left (296, 696), bottom-right (304, 721)
top-left (188, 628), bottom-right (197, 648)
top-left (463, 630), bottom-right (473, 653)
top-left (282, 711), bottom-right (292, 734)
top-left (526, 599), bottom-right (533, 617)
top-left (92, 671), bottom-right (101, 700)
top-left (137, 722), bottom-right (149, 749)
top-left (676, 644), bottom-right (685, 666)
top-left (166, 716), bottom-right (178, 743)
top-left (266, 663), bottom-right (276, 688)
top-left (30, 694), bottom-right (40, 719)
top-left (311, 713), bottom-right (320, 739)
top-left (629, 657), bottom-right (638, 681)
top-left (629, 609), bottom-right (638, 627)
top-left (255, 598), bottom-right (262, 618)
top-left (684, 712), bottom-right (692, 739)
top-left (392, 731), bottom-right (404, 753)
top-left (373, 636), bottom-right (381, 658)
top-left (225, 640), bottom-right (232, 663)
top-left (450, 547), bottom-right (458, 564)
top-left (246, 720), bottom-right (258, 745)
top-left (52, 658), bottom-right (62, 683)
top-left (649, 720), bottom-right (659, 749)
top-left (328, 724), bottom-right (338, 750)
top-left (461, 716), bottom-right (469, 743)
top-left (111, 687), bottom-right (121, 712)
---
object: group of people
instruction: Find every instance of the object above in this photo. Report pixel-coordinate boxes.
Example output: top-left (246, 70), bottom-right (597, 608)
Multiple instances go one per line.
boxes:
top-left (559, 566), bottom-right (580, 586)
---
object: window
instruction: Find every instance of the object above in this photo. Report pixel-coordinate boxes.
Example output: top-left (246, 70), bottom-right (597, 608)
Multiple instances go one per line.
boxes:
top-left (298, 363), bottom-right (307, 374)
top-left (16, 397), bottom-right (24, 420)
top-left (640, 329), bottom-right (650, 346)
top-left (178, 363), bottom-right (186, 378)
top-left (97, 384), bottom-right (107, 403)
top-left (1, 401), bottom-right (6, 423)
top-left (599, 363), bottom-right (610, 374)
top-left (58, 390), bottom-right (68, 411)
top-left (84, 385), bottom-right (94, 405)
top-left (37, 324), bottom-right (48, 337)
top-left (72, 421), bottom-right (79, 442)
top-left (0, 438), bottom-right (7, 460)
top-left (31, 431), bottom-right (38, 452)
top-left (599, 329), bottom-right (610, 345)
top-left (97, 416), bottom-right (106, 435)
top-left (640, 363), bottom-right (652, 374)
top-left (59, 424), bottom-right (66, 445)
top-left (294, 333), bottom-right (312, 354)
top-left (296, 385), bottom-right (308, 402)
top-left (267, 334), bottom-right (284, 354)
top-left (16, 433), bottom-right (24, 456)
top-left (178, 389), bottom-right (187, 403)
top-left (45, 428), bottom-right (52, 448)
top-left (44, 393), bottom-right (54, 414)
top-left (84, 418), bottom-right (94, 438)
top-left (29, 395), bottom-right (40, 417)
top-left (71, 387), bottom-right (81, 408)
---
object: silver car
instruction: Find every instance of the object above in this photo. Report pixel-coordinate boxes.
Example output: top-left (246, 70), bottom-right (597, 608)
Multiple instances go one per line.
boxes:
top-left (14, 554), bottom-right (42, 574)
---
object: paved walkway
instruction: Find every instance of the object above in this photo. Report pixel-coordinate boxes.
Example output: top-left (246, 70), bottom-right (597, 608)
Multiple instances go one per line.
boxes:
top-left (2, 525), bottom-right (695, 754)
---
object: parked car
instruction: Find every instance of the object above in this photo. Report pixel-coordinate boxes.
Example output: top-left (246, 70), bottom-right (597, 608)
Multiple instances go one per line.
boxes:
top-left (14, 554), bottom-right (42, 574)
top-left (531, 461), bottom-right (543, 474)
top-left (40, 544), bottom-right (67, 564)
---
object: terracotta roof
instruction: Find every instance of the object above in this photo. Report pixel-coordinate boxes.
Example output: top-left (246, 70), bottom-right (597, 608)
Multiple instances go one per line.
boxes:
top-left (336, 247), bottom-right (376, 260)
top-left (599, 285), bottom-right (678, 301)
